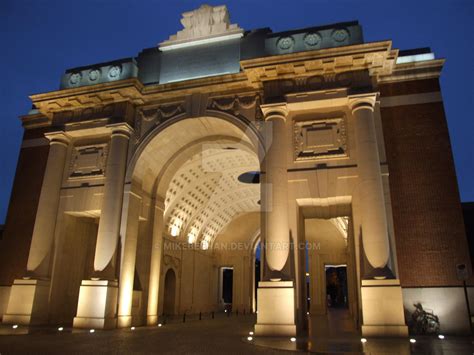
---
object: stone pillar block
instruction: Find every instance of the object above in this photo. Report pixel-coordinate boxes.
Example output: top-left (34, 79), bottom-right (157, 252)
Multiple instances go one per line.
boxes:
top-left (255, 281), bottom-right (296, 336)
top-left (3, 279), bottom-right (50, 325)
top-left (361, 279), bottom-right (408, 336)
top-left (73, 280), bottom-right (118, 329)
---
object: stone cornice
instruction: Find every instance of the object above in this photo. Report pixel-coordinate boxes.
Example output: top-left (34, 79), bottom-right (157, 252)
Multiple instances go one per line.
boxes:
top-left (20, 113), bottom-right (50, 129)
top-left (378, 58), bottom-right (445, 83)
top-left (29, 78), bottom-right (144, 120)
top-left (241, 41), bottom-right (398, 84)
top-left (20, 40), bottom-right (444, 128)
top-left (141, 72), bottom-right (251, 98)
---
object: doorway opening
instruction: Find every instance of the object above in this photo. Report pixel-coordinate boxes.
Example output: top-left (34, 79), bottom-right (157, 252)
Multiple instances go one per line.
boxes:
top-left (219, 267), bottom-right (233, 312)
top-left (325, 264), bottom-right (348, 310)
top-left (304, 216), bottom-right (358, 338)
top-left (163, 268), bottom-right (176, 316)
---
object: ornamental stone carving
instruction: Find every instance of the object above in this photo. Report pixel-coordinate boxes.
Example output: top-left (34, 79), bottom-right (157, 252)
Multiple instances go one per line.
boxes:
top-left (163, 254), bottom-right (180, 270)
top-left (140, 103), bottom-right (184, 123)
top-left (69, 72), bottom-right (82, 86)
top-left (88, 69), bottom-right (100, 82)
top-left (68, 144), bottom-right (108, 179)
top-left (293, 117), bottom-right (347, 161)
top-left (136, 103), bottom-right (185, 138)
top-left (160, 4), bottom-right (243, 47)
top-left (277, 36), bottom-right (294, 50)
top-left (304, 32), bottom-right (322, 47)
top-left (331, 28), bottom-right (349, 42)
top-left (107, 65), bottom-right (122, 80)
top-left (208, 94), bottom-right (260, 116)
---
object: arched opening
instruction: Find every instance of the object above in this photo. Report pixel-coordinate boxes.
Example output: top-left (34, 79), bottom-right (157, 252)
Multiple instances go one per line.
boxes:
top-left (163, 268), bottom-right (176, 316)
top-left (128, 114), bottom-right (263, 321)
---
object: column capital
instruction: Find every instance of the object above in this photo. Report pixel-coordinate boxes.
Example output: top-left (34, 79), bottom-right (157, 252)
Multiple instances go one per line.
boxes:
top-left (44, 131), bottom-right (71, 147)
top-left (348, 93), bottom-right (379, 113)
top-left (107, 123), bottom-right (134, 139)
top-left (260, 103), bottom-right (289, 121)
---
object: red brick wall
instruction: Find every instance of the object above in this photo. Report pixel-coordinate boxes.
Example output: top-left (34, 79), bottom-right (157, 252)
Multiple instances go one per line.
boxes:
top-left (0, 137), bottom-right (49, 285)
top-left (380, 80), bottom-right (471, 287)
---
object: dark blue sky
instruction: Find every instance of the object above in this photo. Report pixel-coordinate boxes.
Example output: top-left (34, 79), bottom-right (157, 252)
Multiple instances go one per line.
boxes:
top-left (1, 0), bottom-right (473, 222)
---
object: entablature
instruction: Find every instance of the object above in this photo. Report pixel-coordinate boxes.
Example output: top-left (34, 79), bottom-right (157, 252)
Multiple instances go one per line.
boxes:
top-left (241, 41), bottom-right (398, 85)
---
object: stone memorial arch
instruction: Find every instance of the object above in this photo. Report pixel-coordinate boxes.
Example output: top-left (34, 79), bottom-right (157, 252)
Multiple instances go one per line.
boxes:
top-left (0, 4), bottom-right (471, 337)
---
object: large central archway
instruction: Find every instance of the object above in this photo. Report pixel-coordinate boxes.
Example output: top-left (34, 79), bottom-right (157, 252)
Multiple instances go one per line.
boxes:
top-left (126, 113), bottom-right (263, 324)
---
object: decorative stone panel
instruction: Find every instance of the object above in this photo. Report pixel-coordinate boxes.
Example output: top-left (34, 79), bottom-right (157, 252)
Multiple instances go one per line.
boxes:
top-left (293, 117), bottom-right (347, 161)
top-left (68, 144), bottom-right (108, 179)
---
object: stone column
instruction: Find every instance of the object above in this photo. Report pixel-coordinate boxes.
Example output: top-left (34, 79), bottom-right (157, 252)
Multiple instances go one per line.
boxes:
top-left (349, 94), bottom-right (390, 275)
top-left (74, 124), bottom-right (132, 329)
top-left (117, 190), bottom-right (141, 328)
top-left (146, 201), bottom-right (164, 325)
top-left (3, 132), bottom-right (70, 325)
top-left (255, 104), bottom-right (296, 336)
top-left (27, 132), bottom-right (71, 277)
top-left (93, 124), bottom-right (133, 276)
top-left (261, 105), bottom-right (290, 279)
top-left (350, 94), bottom-right (408, 336)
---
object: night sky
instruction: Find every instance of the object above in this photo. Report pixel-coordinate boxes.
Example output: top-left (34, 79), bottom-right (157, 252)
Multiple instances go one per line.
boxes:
top-left (1, 0), bottom-right (473, 222)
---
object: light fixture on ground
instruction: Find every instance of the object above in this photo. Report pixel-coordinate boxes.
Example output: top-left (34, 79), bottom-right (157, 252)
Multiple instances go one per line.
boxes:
top-left (131, 326), bottom-right (135, 330)
top-left (158, 323), bottom-right (162, 327)
top-left (58, 327), bottom-right (64, 332)
top-left (306, 312), bottom-right (310, 315)
top-left (290, 337), bottom-right (296, 342)
top-left (361, 338), bottom-right (367, 343)
top-left (89, 329), bottom-right (95, 333)
top-left (249, 331), bottom-right (254, 335)
top-left (247, 336), bottom-right (253, 341)
top-left (410, 339), bottom-right (416, 343)
top-left (438, 334), bottom-right (445, 339)
top-left (12, 324), bottom-right (18, 329)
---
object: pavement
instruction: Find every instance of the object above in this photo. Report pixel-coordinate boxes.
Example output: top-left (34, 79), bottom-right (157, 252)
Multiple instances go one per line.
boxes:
top-left (0, 314), bottom-right (473, 354)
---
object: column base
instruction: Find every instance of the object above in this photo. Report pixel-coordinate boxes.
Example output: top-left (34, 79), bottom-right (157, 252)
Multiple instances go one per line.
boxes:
top-left (255, 281), bottom-right (296, 336)
top-left (361, 279), bottom-right (408, 337)
top-left (362, 325), bottom-right (409, 337)
top-left (3, 279), bottom-right (50, 325)
top-left (117, 315), bottom-right (132, 328)
top-left (147, 315), bottom-right (158, 326)
top-left (73, 280), bottom-right (118, 329)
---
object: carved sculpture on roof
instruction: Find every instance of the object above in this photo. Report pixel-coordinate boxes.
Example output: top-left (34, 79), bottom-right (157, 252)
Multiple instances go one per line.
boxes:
top-left (160, 4), bottom-right (243, 46)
